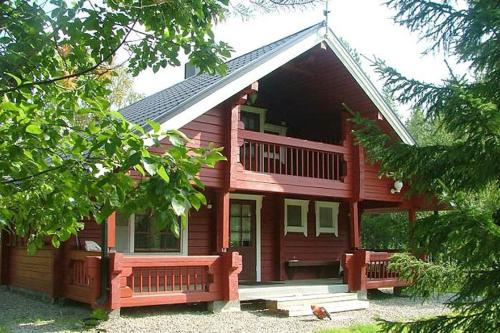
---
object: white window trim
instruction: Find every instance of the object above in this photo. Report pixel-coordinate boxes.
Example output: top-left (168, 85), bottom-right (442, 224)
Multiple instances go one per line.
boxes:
top-left (230, 193), bottom-right (263, 282)
top-left (284, 199), bottom-right (309, 236)
top-left (315, 201), bottom-right (339, 237)
top-left (240, 105), bottom-right (267, 132)
top-left (125, 213), bottom-right (188, 256)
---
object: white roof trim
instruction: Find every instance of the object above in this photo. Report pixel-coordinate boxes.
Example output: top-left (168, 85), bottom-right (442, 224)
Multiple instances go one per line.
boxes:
top-left (147, 26), bottom-right (414, 146)
top-left (324, 30), bottom-right (415, 145)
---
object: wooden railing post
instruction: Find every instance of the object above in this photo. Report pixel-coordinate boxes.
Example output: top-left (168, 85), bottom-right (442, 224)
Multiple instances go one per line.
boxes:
top-left (87, 256), bottom-right (101, 306)
top-left (221, 252), bottom-right (242, 301)
top-left (345, 249), bottom-right (369, 292)
top-left (109, 252), bottom-right (123, 310)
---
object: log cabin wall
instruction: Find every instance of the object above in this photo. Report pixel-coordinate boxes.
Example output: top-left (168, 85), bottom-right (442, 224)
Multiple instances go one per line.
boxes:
top-left (154, 107), bottom-right (227, 190)
top-left (259, 193), bottom-right (350, 281)
top-left (7, 247), bottom-right (57, 297)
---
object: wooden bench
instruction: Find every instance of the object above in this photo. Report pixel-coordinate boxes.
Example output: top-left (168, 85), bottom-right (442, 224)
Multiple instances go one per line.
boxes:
top-left (285, 260), bottom-right (340, 279)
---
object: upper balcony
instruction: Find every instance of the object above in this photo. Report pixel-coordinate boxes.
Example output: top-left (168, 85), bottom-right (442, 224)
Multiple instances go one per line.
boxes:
top-left (229, 105), bottom-right (354, 198)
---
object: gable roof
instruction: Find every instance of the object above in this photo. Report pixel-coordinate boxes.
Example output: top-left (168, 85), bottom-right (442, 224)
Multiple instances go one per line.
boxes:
top-left (121, 22), bottom-right (415, 145)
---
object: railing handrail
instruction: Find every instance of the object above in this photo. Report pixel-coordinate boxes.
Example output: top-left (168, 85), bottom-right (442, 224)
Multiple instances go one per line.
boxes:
top-left (239, 129), bottom-right (348, 154)
top-left (119, 255), bottom-right (220, 267)
top-left (68, 250), bottom-right (101, 261)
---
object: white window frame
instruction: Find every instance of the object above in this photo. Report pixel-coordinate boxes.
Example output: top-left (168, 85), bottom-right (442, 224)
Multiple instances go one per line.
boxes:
top-left (121, 213), bottom-right (188, 255)
top-left (284, 199), bottom-right (309, 236)
top-left (315, 201), bottom-right (339, 237)
top-left (240, 105), bottom-right (266, 132)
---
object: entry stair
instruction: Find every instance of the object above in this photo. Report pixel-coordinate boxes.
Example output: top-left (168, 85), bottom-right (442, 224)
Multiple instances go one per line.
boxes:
top-left (239, 282), bottom-right (369, 317)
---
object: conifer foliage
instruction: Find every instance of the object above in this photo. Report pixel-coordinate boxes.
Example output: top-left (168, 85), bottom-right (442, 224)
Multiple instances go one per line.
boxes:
top-left (350, 1), bottom-right (499, 332)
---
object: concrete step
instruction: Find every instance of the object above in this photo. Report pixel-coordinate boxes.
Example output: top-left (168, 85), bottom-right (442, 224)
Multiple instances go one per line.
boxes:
top-left (267, 292), bottom-right (359, 310)
top-left (278, 299), bottom-right (369, 317)
top-left (239, 284), bottom-right (348, 301)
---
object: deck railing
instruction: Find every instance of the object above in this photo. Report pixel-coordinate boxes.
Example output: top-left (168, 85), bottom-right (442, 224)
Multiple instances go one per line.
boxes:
top-left (63, 250), bottom-right (101, 305)
top-left (343, 250), bottom-right (409, 291)
top-left (239, 130), bottom-right (347, 181)
top-left (109, 252), bottom-right (242, 309)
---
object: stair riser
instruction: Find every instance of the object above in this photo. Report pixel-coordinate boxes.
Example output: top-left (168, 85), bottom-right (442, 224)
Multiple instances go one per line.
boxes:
top-left (240, 285), bottom-right (348, 301)
top-left (280, 301), bottom-right (369, 317)
top-left (267, 295), bottom-right (359, 310)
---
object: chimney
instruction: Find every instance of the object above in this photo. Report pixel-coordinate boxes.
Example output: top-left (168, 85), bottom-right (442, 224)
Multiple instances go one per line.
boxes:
top-left (184, 62), bottom-right (200, 79)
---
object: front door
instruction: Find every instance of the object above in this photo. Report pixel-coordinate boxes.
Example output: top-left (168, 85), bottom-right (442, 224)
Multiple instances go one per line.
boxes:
top-left (229, 200), bottom-right (256, 281)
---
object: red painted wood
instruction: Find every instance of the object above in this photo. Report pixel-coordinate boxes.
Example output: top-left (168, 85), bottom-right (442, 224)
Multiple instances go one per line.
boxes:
top-left (343, 250), bottom-right (410, 291)
top-left (239, 130), bottom-right (349, 154)
top-left (108, 252), bottom-right (242, 309)
top-left (107, 212), bottom-right (116, 249)
top-left (349, 201), bottom-right (360, 249)
top-left (215, 191), bottom-right (230, 252)
top-left (8, 247), bottom-right (57, 296)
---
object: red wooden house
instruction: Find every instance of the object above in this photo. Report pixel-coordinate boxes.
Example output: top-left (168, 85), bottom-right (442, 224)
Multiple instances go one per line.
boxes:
top-left (0, 23), bottom-right (437, 315)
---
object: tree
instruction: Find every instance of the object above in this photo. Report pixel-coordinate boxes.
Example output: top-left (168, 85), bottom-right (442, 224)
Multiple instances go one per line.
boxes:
top-left (108, 67), bottom-right (145, 111)
top-left (0, 0), bottom-right (232, 252)
top-left (361, 212), bottom-right (409, 250)
top-left (348, 1), bottom-right (500, 332)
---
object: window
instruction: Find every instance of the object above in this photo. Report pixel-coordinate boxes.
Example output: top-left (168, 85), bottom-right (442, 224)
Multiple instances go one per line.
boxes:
top-left (241, 111), bottom-right (261, 132)
top-left (284, 199), bottom-right (309, 236)
top-left (230, 202), bottom-right (254, 247)
top-left (134, 213), bottom-right (181, 253)
top-left (240, 105), bottom-right (266, 132)
top-left (115, 212), bottom-right (188, 255)
top-left (315, 201), bottom-right (339, 236)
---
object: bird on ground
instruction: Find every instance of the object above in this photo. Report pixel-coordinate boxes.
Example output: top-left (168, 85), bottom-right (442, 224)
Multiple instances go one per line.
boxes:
top-left (311, 305), bottom-right (332, 320)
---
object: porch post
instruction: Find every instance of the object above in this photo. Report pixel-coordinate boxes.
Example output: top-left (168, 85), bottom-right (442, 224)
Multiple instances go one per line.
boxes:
top-left (107, 212), bottom-right (116, 250)
top-left (216, 191), bottom-right (230, 253)
top-left (349, 201), bottom-right (361, 249)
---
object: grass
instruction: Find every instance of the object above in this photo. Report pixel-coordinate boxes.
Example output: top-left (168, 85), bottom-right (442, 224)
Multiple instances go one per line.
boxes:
top-left (317, 324), bottom-right (381, 333)
top-left (0, 324), bottom-right (11, 333)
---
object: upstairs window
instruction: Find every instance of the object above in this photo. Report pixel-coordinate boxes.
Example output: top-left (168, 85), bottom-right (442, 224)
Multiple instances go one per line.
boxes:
top-left (240, 106), bottom-right (266, 132)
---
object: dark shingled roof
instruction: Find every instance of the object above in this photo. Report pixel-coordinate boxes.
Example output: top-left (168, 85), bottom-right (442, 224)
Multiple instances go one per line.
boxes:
top-left (120, 23), bottom-right (323, 127)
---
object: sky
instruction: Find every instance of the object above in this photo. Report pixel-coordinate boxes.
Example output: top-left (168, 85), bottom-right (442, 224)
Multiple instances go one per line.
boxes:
top-left (131, 0), bottom-right (454, 119)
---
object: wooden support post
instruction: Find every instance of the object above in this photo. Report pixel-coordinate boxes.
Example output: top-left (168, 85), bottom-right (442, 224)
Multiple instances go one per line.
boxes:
top-left (226, 104), bottom-right (241, 189)
top-left (107, 212), bottom-right (116, 250)
top-left (216, 191), bottom-right (230, 253)
top-left (108, 252), bottom-right (122, 310)
top-left (277, 196), bottom-right (286, 281)
top-left (349, 201), bottom-right (361, 249)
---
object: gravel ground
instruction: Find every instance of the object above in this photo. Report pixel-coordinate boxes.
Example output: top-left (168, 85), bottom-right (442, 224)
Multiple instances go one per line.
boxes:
top-left (0, 289), bottom-right (452, 333)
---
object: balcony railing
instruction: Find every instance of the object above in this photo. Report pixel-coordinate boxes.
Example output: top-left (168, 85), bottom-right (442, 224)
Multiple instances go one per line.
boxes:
top-left (63, 250), bottom-right (101, 305)
top-left (343, 250), bottom-right (410, 291)
top-left (239, 130), bottom-right (347, 181)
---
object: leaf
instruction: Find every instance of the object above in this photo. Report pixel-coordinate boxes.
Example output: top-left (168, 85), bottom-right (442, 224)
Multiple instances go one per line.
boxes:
top-left (26, 124), bottom-right (42, 134)
top-left (171, 197), bottom-right (186, 216)
top-left (146, 119), bottom-right (160, 132)
top-left (143, 161), bottom-right (156, 176)
top-left (157, 165), bottom-right (170, 183)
